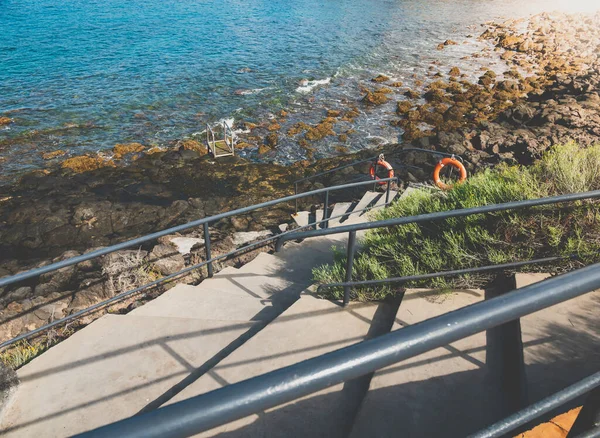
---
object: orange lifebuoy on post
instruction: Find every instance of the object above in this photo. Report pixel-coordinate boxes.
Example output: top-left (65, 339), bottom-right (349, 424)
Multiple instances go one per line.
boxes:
top-left (369, 155), bottom-right (394, 186)
top-left (433, 157), bottom-right (467, 190)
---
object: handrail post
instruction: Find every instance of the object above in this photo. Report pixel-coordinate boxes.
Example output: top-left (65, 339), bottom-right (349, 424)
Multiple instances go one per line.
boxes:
top-left (204, 222), bottom-right (213, 278)
top-left (373, 162), bottom-right (378, 191)
top-left (295, 182), bottom-right (298, 214)
top-left (385, 180), bottom-right (391, 204)
top-left (324, 190), bottom-right (329, 229)
top-left (344, 231), bottom-right (357, 306)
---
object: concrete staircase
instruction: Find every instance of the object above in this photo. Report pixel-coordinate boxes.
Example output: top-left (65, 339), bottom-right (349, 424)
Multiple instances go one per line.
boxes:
top-left (291, 190), bottom-right (398, 229)
top-left (0, 190), bottom-right (394, 436)
top-left (1, 182), bottom-right (599, 437)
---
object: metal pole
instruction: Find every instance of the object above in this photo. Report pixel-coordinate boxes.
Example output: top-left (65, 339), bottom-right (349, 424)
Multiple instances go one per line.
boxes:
top-left (572, 425), bottom-right (600, 438)
top-left (373, 162), bottom-right (378, 191)
top-left (324, 190), bottom-right (329, 229)
top-left (295, 182), bottom-right (298, 214)
top-left (385, 180), bottom-right (391, 204)
top-left (344, 231), bottom-right (357, 306)
top-left (0, 177), bottom-right (396, 289)
top-left (276, 189), bottom-right (600, 246)
top-left (204, 222), bottom-right (213, 278)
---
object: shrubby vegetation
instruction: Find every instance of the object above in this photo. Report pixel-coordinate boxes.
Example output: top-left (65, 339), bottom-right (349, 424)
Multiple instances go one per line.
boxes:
top-left (313, 142), bottom-right (600, 301)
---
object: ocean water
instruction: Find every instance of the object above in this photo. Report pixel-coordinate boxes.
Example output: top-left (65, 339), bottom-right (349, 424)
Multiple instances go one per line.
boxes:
top-left (0, 0), bottom-right (597, 180)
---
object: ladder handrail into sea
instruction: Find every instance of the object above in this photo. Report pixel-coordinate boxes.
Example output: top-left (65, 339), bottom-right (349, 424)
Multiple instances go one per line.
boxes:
top-left (206, 121), bottom-right (235, 157)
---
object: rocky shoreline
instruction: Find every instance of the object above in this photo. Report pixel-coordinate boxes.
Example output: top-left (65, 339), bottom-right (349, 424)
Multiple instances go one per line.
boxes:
top-left (1, 11), bottom-right (600, 347)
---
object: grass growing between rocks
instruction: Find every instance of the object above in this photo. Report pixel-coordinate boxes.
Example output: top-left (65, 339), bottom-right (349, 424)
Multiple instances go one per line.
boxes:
top-left (313, 142), bottom-right (600, 301)
top-left (0, 324), bottom-right (79, 370)
top-left (0, 341), bottom-right (46, 369)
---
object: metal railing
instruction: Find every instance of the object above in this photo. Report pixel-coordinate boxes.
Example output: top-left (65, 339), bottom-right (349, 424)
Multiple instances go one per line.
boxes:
top-left (315, 252), bottom-right (599, 294)
top-left (276, 189), bottom-right (600, 305)
top-left (470, 371), bottom-right (600, 438)
top-left (292, 147), bottom-right (461, 213)
top-left (77, 263), bottom-right (600, 438)
top-left (0, 177), bottom-right (397, 349)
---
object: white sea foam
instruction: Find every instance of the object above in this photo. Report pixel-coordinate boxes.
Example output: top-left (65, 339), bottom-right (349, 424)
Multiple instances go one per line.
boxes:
top-left (218, 117), bottom-right (235, 128)
top-left (296, 78), bottom-right (331, 94)
top-left (235, 87), bottom-right (271, 96)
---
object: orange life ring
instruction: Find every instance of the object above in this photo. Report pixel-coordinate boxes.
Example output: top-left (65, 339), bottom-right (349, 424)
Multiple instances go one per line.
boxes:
top-left (369, 158), bottom-right (394, 185)
top-left (433, 157), bottom-right (467, 190)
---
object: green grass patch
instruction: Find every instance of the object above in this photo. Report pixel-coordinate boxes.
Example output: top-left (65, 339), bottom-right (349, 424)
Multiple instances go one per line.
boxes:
top-left (313, 142), bottom-right (600, 301)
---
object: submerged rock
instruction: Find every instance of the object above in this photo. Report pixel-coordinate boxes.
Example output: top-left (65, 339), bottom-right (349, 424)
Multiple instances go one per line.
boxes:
top-left (113, 142), bottom-right (145, 159)
top-left (372, 74), bottom-right (390, 83)
top-left (362, 89), bottom-right (391, 105)
top-left (42, 150), bottom-right (67, 160)
top-left (437, 39), bottom-right (458, 50)
top-left (61, 155), bottom-right (116, 173)
top-left (265, 132), bottom-right (278, 147)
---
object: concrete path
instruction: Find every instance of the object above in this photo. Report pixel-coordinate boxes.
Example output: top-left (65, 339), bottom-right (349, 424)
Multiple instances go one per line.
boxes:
top-left (0, 314), bottom-right (256, 437)
top-left (515, 274), bottom-right (600, 404)
top-left (292, 190), bottom-right (397, 228)
top-left (350, 278), bottom-right (600, 438)
top-left (349, 288), bottom-right (493, 438)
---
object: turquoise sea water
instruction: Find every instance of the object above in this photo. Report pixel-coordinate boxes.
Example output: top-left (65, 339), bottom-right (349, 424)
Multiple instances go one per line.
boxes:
top-left (0, 0), bottom-right (596, 180)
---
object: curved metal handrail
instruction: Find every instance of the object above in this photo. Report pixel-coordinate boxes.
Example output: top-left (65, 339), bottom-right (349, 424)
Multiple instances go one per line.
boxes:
top-left (0, 177), bottom-right (397, 289)
top-left (315, 253), bottom-right (594, 293)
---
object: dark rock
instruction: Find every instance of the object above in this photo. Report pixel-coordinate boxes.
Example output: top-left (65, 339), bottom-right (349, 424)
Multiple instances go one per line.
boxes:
top-left (4, 287), bottom-right (32, 303)
top-left (34, 283), bottom-right (58, 297)
top-left (507, 103), bottom-right (536, 125)
top-left (0, 361), bottom-right (18, 412)
top-left (149, 244), bottom-right (185, 276)
top-left (69, 279), bottom-right (111, 309)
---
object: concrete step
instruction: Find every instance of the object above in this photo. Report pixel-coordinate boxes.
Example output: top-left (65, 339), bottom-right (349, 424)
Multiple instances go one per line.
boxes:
top-left (398, 185), bottom-right (426, 200)
top-left (129, 284), bottom-right (283, 321)
top-left (214, 266), bottom-right (240, 277)
top-left (193, 270), bottom-right (305, 304)
top-left (291, 211), bottom-right (309, 228)
top-left (352, 191), bottom-right (380, 216)
top-left (349, 287), bottom-right (498, 438)
top-left (328, 202), bottom-right (353, 227)
top-left (0, 314), bottom-right (258, 437)
top-left (515, 273), bottom-right (600, 406)
top-left (166, 294), bottom-right (389, 437)
top-left (238, 234), bottom-right (349, 285)
top-left (368, 190), bottom-right (398, 214)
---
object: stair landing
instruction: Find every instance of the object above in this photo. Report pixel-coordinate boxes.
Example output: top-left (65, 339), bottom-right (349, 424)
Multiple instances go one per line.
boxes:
top-left (167, 294), bottom-right (389, 437)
